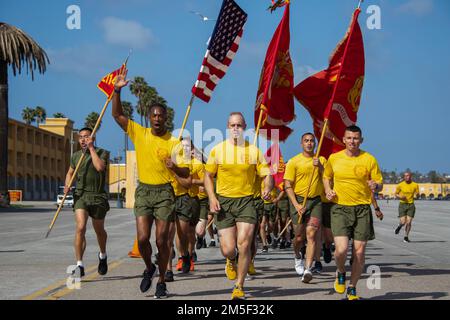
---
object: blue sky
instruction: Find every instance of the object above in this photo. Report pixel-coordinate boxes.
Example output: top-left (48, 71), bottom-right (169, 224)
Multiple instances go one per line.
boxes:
top-left (2, 0), bottom-right (450, 173)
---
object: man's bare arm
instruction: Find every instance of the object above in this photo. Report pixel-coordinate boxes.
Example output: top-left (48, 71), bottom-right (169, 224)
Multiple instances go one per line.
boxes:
top-left (112, 68), bottom-right (130, 132)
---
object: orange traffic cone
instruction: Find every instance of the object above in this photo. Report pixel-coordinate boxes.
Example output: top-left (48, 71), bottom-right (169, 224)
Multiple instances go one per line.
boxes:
top-left (128, 237), bottom-right (141, 258)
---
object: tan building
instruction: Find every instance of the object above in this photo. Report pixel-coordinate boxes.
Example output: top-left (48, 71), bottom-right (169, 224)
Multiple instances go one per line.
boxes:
top-left (7, 117), bottom-right (80, 201)
top-left (381, 183), bottom-right (449, 199)
top-left (109, 163), bottom-right (126, 195)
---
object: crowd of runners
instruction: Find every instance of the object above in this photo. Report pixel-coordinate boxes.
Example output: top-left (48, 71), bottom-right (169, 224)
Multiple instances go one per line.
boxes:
top-left (66, 68), bottom-right (420, 300)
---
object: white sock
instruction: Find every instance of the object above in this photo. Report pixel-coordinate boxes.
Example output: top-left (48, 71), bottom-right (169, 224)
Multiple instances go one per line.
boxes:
top-left (77, 260), bottom-right (83, 267)
top-left (99, 252), bottom-right (107, 259)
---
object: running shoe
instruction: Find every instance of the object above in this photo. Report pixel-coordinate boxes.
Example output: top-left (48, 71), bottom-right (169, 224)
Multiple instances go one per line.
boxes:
top-left (181, 255), bottom-right (191, 273)
top-left (140, 264), bottom-right (157, 293)
top-left (261, 245), bottom-right (269, 253)
top-left (203, 239), bottom-right (207, 248)
top-left (311, 261), bottom-right (323, 274)
top-left (271, 239), bottom-right (279, 249)
top-left (209, 240), bottom-right (216, 247)
top-left (231, 284), bottom-right (245, 300)
top-left (164, 270), bottom-right (174, 282)
top-left (196, 236), bottom-right (204, 250)
top-left (248, 260), bottom-right (257, 276)
top-left (403, 237), bottom-right (410, 243)
top-left (279, 240), bottom-right (286, 250)
top-left (302, 269), bottom-right (313, 283)
top-left (71, 265), bottom-right (85, 278)
top-left (294, 256), bottom-right (305, 276)
top-left (154, 282), bottom-right (169, 299)
top-left (176, 257), bottom-right (183, 271)
top-left (98, 253), bottom-right (108, 275)
top-left (285, 241), bottom-right (292, 249)
top-left (334, 272), bottom-right (346, 294)
top-left (395, 224), bottom-right (403, 235)
top-left (225, 258), bottom-right (237, 280)
top-left (346, 286), bottom-right (360, 300)
top-left (267, 235), bottom-right (272, 245)
top-left (323, 244), bottom-right (332, 264)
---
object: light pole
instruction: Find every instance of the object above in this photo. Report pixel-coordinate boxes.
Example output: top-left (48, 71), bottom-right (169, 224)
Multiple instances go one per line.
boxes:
top-left (114, 155), bottom-right (123, 208)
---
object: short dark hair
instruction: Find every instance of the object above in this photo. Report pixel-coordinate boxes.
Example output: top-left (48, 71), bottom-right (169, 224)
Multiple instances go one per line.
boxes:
top-left (149, 103), bottom-right (167, 114)
top-left (301, 132), bottom-right (315, 140)
top-left (79, 127), bottom-right (93, 134)
top-left (345, 125), bottom-right (362, 135)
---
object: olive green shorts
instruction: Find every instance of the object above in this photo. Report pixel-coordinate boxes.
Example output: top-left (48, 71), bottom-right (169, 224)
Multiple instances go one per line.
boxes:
top-left (289, 195), bottom-right (322, 227)
top-left (263, 203), bottom-right (277, 223)
top-left (134, 182), bottom-right (175, 222)
top-left (398, 203), bottom-right (416, 218)
top-left (74, 192), bottom-right (109, 220)
top-left (277, 197), bottom-right (290, 220)
top-left (190, 196), bottom-right (200, 225)
top-left (254, 198), bottom-right (264, 221)
top-left (322, 202), bottom-right (335, 229)
top-left (331, 204), bottom-right (375, 241)
top-left (215, 195), bottom-right (257, 230)
top-left (199, 197), bottom-right (210, 220)
top-left (175, 194), bottom-right (192, 222)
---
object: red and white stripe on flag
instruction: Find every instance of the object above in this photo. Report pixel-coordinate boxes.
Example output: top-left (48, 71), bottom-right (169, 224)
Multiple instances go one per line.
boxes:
top-left (191, 30), bottom-right (243, 103)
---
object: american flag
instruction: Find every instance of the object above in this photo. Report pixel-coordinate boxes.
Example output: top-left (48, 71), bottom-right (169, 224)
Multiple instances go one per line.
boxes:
top-left (191, 0), bottom-right (248, 103)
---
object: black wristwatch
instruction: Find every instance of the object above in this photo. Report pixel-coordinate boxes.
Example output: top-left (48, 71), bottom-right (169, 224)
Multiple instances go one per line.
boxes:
top-left (374, 207), bottom-right (381, 212)
top-left (114, 88), bottom-right (121, 94)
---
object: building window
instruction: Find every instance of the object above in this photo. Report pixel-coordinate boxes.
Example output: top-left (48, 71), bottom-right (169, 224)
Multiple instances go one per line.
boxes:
top-left (51, 159), bottom-right (55, 171)
top-left (57, 160), bottom-right (62, 171)
top-left (27, 129), bottom-right (33, 144)
top-left (17, 152), bottom-right (24, 167)
top-left (35, 155), bottom-right (41, 169)
top-left (58, 138), bottom-right (63, 151)
top-left (8, 124), bottom-right (14, 139)
top-left (43, 135), bottom-right (49, 146)
top-left (27, 154), bottom-right (32, 168)
top-left (43, 157), bottom-right (49, 170)
top-left (17, 127), bottom-right (24, 141)
top-left (51, 137), bottom-right (56, 149)
top-left (35, 132), bottom-right (41, 145)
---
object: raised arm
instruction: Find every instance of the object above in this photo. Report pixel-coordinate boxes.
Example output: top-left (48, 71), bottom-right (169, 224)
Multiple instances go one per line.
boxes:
top-left (112, 67), bottom-right (130, 132)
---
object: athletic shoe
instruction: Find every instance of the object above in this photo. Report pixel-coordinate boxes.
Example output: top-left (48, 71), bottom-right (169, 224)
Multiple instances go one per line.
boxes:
top-left (266, 235), bottom-right (272, 245)
top-left (261, 245), bottom-right (269, 253)
top-left (154, 282), bottom-right (168, 299)
top-left (311, 261), bottom-right (323, 274)
top-left (294, 256), bottom-right (305, 276)
top-left (395, 224), bottom-right (403, 235)
top-left (302, 269), bottom-right (313, 283)
top-left (346, 286), bottom-right (360, 300)
top-left (225, 258), bottom-right (237, 280)
top-left (140, 264), bottom-right (157, 293)
top-left (190, 257), bottom-right (195, 271)
top-left (231, 284), bottom-right (245, 300)
top-left (248, 260), bottom-right (257, 276)
top-left (192, 251), bottom-right (198, 262)
top-left (164, 270), bottom-right (174, 282)
top-left (271, 239), bottom-right (279, 249)
top-left (403, 237), bottom-right (410, 243)
top-left (176, 257), bottom-right (183, 271)
top-left (181, 255), bottom-right (191, 273)
top-left (323, 244), bottom-right (332, 264)
top-left (98, 254), bottom-right (108, 275)
top-left (209, 240), bottom-right (216, 247)
top-left (203, 239), bottom-right (207, 248)
top-left (71, 265), bottom-right (85, 278)
top-left (334, 272), bottom-right (346, 294)
top-left (279, 240), bottom-right (286, 250)
top-left (285, 241), bottom-right (292, 249)
top-left (196, 236), bottom-right (204, 250)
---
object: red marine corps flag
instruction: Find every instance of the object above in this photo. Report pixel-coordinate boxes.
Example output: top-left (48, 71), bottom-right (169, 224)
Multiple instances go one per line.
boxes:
top-left (97, 64), bottom-right (126, 99)
top-left (264, 143), bottom-right (286, 191)
top-left (254, 1), bottom-right (295, 142)
top-left (294, 8), bottom-right (365, 158)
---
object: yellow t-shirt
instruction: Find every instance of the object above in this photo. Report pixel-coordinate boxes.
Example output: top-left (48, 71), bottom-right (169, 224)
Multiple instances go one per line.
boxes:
top-left (188, 160), bottom-right (206, 199)
top-left (205, 140), bottom-right (270, 198)
top-left (283, 154), bottom-right (327, 198)
top-left (396, 181), bottom-right (419, 204)
top-left (127, 120), bottom-right (186, 185)
top-left (254, 175), bottom-right (262, 198)
top-left (323, 150), bottom-right (383, 206)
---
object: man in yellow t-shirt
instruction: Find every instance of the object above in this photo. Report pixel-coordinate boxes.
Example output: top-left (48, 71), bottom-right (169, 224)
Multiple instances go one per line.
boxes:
top-left (284, 133), bottom-right (326, 284)
top-left (394, 172), bottom-right (419, 242)
top-left (204, 112), bottom-right (273, 300)
top-left (323, 125), bottom-right (383, 300)
top-left (112, 68), bottom-right (190, 299)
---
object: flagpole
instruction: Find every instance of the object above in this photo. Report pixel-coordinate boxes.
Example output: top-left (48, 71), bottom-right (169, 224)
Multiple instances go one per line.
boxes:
top-left (178, 94), bottom-right (195, 140)
top-left (253, 107), bottom-right (265, 146)
top-left (45, 55), bottom-right (130, 238)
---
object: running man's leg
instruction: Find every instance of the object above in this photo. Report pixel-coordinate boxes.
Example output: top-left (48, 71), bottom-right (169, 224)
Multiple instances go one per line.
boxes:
top-left (334, 236), bottom-right (349, 274)
top-left (91, 217), bottom-right (107, 255)
top-left (74, 210), bottom-right (89, 263)
top-left (405, 216), bottom-right (413, 237)
top-left (136, 215), bottom-right (154, 271)
top-left (349, 240), bottom-right (367, 287)
top-left (218, 226), bottom-right (237, 260)
top-left (155, 219), bottom-right (172, 283)
top-left (235, 222), bottom-right (255, 287)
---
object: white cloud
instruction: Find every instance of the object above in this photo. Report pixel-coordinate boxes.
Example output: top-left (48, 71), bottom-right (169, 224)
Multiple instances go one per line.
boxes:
top-left (396, 0), bottom-right (433, 16)
top-left (101, 17), bottom-right (157, 49)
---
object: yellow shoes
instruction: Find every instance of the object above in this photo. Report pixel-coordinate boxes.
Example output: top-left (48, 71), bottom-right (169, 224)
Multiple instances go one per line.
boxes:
top-left (248, 260), bottom-right (257, 276)
top-left (334, 272), bottom-right (346, 294)
top-left (346, 287), bottom-right (360, 300)
top-left (225, 258), bottom-right (237, 280)
top-left (231, 284), bottom-right (245, 300)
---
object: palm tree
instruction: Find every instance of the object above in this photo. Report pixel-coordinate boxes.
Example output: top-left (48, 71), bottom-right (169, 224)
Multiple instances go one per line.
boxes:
top-left (121, 101), bottom-right (133, 151)
top-left (53, 112), bottom-right (66, 118)
top-left (129, 77), bottom-right (149, 126)
top-left (21, 107), bottom-right (36, 125)
top-left (84, 112), bottom-right (101, 131)
top-left (0, 22), bottom-right (49, 206)
top-left (34, 106), bottom-right (46, 126)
